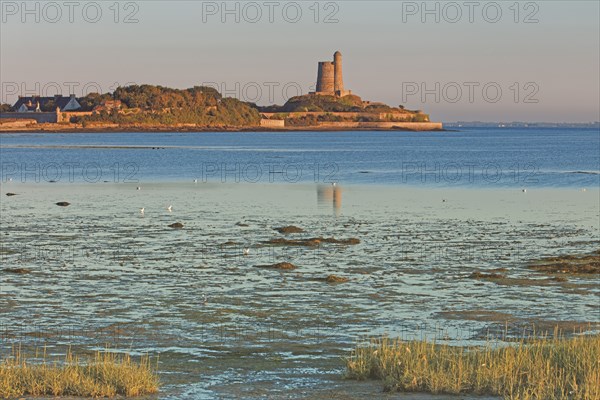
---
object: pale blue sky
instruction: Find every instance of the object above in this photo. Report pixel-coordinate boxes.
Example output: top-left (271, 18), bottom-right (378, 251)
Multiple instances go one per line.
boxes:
top-left (1, 1), bottom-right (599, 122)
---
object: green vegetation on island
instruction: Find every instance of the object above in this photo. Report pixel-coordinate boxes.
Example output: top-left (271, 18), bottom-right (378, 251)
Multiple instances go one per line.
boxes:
top-left (261, 94), bottom-right (366, 113)
top-left (73, 85), bottom-right (261, 128)
top-left (70, 87), bottom-right (429, 129)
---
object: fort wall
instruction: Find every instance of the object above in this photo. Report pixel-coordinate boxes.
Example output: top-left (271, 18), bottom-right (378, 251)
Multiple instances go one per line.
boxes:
top-left (260, 119), bottom-right (285, 128)
top-left (0, 112), bottom-right (57, 123)
top-left (261, 112), bottom-right (421, 122)
top-left (315, 121), bottom-right (442, 131)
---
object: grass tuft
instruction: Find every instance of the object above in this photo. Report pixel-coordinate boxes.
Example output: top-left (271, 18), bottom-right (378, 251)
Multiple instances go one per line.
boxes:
top-left (0, 347), bottom-right (159, 398)
top-left (346, 329), bottom-right (600, 399)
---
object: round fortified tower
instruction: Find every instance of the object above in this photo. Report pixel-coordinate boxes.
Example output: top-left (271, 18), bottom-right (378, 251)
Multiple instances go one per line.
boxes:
top-left (333, 51), bottom-right (344, 93)
top-left (316, 62), bottom-right (335, 93)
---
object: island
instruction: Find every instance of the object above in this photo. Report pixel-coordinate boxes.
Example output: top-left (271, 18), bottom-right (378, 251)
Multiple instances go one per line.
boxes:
top-left (0, 51), bottom-right (442, 132)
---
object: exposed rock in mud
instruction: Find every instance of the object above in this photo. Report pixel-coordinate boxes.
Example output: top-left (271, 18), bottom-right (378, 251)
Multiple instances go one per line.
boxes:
top-left (469, 271), bottom-right (505, 280)
top-left (265, 238), bottom-right (321, 247)
top-left (325, 274), bottom-right (349, 283)
top-left (528, 251), bottom-right (600, 275)
top-left (274, 226), bottom-right (305, 234)
top-left (235, 222), bottom-right (249, 227)
top-left (262, 237), bottom-right (360, 247)
top-left (318, 237), bottom-right (360, 245)
top-left (469, 271), bottom-right (573, 287)
top-left (55, 202), bottom-right (70, 207)
top-left (5, 193), bottom-right (17, 196)
top-left (254, 262), bottom-right (297, 270)
top-left (168, 222), bottom-right (184, 229)
top-left (3, 268), bottom-right (31, 274)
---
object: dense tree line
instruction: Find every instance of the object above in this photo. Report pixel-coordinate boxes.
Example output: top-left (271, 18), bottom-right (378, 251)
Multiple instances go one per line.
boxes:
top-left (77, 85), bottom-right (260, 127)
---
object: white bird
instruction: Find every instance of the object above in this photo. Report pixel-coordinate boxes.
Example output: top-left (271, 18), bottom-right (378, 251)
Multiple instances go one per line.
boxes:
top-left (332, 182), bottom-right (337, 186)
top-left (243, 248), bottom-right (250, 256)
top-left (136, 186), bottom-right (141, 191)
top-left (201, 294), bottom-right (208, 305)
top-left (582, 188), bottom-right (587, 192)
top-left (140, 208), bottom-right (145, 215)
top-left (167, 205), bottom-right (173, 212)
top-left (193, 179), bottom-right (198, 183)
top-left (522, 189), bottom-right (527, 193)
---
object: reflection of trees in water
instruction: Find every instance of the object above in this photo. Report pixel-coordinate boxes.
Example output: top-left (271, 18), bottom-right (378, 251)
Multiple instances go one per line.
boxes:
top-left (317, 185), bottom-right (342, 216)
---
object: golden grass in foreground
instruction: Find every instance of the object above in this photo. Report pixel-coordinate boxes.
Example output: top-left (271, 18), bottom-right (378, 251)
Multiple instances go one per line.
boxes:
top-left (0, 348), bottom-right (159, 398)
top-left (346, 331), bottom-right (600, 400)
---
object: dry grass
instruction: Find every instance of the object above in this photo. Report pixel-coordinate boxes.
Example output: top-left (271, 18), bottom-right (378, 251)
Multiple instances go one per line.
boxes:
top-left (346, 329), bottom-right (600, 399)
top-left (0, 347), bottom-right (159, 398)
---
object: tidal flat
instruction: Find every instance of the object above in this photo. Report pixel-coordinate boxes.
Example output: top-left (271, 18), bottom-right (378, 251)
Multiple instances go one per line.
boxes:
top-left (0, 183), bottom-right (598, 399)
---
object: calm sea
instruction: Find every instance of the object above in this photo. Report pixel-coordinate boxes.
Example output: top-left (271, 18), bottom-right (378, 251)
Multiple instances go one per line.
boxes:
top-left (1, 127), bottom-right (598, 187)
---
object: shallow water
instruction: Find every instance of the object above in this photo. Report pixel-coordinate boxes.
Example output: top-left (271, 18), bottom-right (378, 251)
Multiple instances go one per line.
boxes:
top-left (1, 128), bottom-right (599, 187)
top-left (1, 181), bottom-right (598, 398)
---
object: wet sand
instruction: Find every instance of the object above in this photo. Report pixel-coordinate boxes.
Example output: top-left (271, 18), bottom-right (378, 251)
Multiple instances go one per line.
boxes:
top-left (1, 183), bottom-right (598, 398)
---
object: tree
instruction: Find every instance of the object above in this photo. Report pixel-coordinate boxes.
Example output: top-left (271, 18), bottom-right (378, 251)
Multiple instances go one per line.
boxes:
top-left (40, 100), bottom-right (56, 112)
top-left (0, 103), bottom-right (14, 113)
top-left (79, 93), bottom-right (113, 111)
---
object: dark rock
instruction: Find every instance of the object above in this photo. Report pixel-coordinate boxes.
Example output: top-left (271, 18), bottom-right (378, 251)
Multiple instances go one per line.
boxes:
top-left (55, 202), bottom-right (70, 207)
top-left (254, 262), bottom-right (297, 270)
top-left (325, 274), bottom-right (349, 283)
top-left (169, 222), bottom-right (184, 229)
top-left (321, 237), bottom-right (360, 245)
top-left (3, 268), bottom-right (31, 274)
top-left (262, 237), bottom-right (360, 247)
top-left (5, 193), bottom-right (17, 196)
top-left (528, 252), bottom-right (600, 274)
top-left (469, 271), bottom-right (505, 279)
top-left (274, 225), bottom-right (304, 234)
top-left (236, 222), bottom-right (249, 227)
top-left (265, 238), bottom-right (321, 247)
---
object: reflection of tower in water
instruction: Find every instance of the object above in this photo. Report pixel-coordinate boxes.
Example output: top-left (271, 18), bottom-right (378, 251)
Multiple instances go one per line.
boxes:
top-left (317, 185), bottom-right (342, 216)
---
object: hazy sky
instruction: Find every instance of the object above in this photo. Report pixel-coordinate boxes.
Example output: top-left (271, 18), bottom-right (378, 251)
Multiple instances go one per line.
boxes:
top-left (1, 1), bottom-right (599, 122)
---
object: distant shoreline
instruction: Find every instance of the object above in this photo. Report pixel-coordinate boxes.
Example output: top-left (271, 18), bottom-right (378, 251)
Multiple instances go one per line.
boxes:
top-left (0, 125), bottom-right (446, 134)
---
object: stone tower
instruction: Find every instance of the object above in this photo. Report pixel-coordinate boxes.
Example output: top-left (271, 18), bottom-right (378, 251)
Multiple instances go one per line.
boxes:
top-left (316, 61), bottom-right (335, 93)
top-left (333, 51), bottom-right (344, 93)
top-left (314, 51), bottom-right (350, 97)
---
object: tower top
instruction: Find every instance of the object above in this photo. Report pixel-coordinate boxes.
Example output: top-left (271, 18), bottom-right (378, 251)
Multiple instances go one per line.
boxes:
top-left (334, 51), bottom-right (342, 58)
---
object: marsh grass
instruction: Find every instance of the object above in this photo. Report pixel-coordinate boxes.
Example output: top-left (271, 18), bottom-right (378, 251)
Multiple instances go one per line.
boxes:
top-left (346, 329), bottom-right (600, 399)
top-left (0, 347), bottom-right (159, 398)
